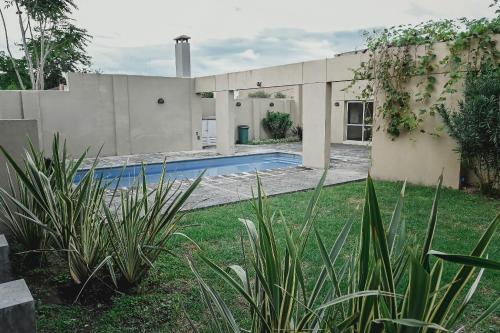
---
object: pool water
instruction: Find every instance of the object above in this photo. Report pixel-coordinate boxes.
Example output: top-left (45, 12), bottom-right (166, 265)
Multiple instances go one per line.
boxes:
top-left (75, 152), bottom-right (302, 188)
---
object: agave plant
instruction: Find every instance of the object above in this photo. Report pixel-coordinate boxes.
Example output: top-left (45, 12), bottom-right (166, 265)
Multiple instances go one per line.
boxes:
top-left (0, 139), bottom-right (49, 253)
top-left (104, 165), bottom-right (204, 287)
top-left (0, 134), bottom-right (110, 284)
top-left (190, 173), bottom-right (500, 332)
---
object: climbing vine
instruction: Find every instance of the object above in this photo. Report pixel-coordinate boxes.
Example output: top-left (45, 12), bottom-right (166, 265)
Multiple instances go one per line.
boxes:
top-left (347, 6), bottom-right (500, 138)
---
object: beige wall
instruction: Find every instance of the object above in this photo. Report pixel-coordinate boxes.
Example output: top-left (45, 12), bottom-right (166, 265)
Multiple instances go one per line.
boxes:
top-left (0, 73), bottom-right (203, 157)
top-left (0, 119), bottom-right (39, 192)
top-left (194, 40), bottom-right (483, 188)
top-left (371, 74), bottom-right (462, 188)
top-left (0, 91), bottom-right (23, 119)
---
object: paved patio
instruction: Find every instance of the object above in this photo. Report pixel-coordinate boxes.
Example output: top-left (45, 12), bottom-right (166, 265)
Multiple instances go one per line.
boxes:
top-left (82, 143), bottom-right (371, 210)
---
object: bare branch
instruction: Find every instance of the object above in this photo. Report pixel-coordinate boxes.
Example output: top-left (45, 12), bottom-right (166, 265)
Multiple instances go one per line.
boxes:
top-left (14, 0), bottom-right (36, 88)
top-left (0, 7), bottom-right (26, 89)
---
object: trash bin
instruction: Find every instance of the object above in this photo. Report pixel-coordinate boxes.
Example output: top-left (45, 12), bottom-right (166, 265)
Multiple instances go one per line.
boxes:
top-left (237, 125), bottom-right (249, 144)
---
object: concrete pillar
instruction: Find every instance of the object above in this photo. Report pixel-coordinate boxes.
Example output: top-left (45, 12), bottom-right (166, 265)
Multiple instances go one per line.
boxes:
top-left (0, 235), bottom-right (11, 283)
top-left (0, 279), bottom-right (36, 333)
top-left (215, 90), bottom-right (235, 155)
top-left (112, 75), bottom-right (132, 155)
top-left (174, 35), bottom-right (191, 78)
top-left (302, 82), bottom-right (332, 169)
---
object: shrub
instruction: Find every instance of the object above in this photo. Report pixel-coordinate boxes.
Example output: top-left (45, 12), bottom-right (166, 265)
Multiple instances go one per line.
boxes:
top-left (190, 173), bottom-right (500, 332)
top-left (248, 137), bottom-right (300, 145)
top-left (437, 61), bottom-right (500, 194)
top-left (274, 91), bottom-right (287, 98)
top-left (248, 90), bottom-right (271, 98)
top-left (292, 125), bottom-right (303, 141)
top-left (199, 92), bottom-right (214, 98)
top-left (262, 111), bottom-right (293, 139)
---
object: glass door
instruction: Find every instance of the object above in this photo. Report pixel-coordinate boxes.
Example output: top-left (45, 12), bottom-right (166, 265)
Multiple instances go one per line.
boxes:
top-left (346, 101), bottom-right (373, 142)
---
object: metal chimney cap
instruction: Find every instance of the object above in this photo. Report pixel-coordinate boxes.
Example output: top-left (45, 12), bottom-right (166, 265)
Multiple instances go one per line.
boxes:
top-left (174, 35), bottom-right (191, 42)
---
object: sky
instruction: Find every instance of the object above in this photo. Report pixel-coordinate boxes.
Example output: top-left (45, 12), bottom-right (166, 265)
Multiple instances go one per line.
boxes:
top-left (0, 0), bottom-right (497, 77)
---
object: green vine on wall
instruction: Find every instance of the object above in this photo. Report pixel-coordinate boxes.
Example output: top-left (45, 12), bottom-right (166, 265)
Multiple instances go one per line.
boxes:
top-left (347, 6), bottom-right (500, 139)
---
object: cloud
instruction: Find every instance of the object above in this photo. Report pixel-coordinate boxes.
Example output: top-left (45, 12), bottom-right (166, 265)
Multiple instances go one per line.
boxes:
top-left (238, 49), bottom-right (259, 61)
top-left (88, 27), bottom-right (367, 77)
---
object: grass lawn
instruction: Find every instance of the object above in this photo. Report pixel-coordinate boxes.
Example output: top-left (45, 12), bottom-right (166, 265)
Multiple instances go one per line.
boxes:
top-left (17, 180), bottom-right (499, 332)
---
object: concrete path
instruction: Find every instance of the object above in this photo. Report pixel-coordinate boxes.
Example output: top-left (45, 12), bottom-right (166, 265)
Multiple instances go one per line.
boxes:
top-left (82, 143), bottom-right (371, 210)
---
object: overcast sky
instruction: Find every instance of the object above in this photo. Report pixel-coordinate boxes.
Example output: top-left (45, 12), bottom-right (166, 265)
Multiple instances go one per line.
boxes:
top-left (0, 0), bottom-right (496, 77)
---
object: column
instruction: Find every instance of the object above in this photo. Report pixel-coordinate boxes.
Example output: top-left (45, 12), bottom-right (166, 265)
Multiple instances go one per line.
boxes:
top-left (215, 90), bottom-right (235, 155)
top-left (302, 82), bottom-right (332, 169)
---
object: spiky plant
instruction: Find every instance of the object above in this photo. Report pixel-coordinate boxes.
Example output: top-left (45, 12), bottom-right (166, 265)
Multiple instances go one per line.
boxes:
top-left (104, 166), bottom-right (204, 287)
top-left (0, 134), bottom-right (109, 284)
top-left (190, 173), bottom-right (499, 332)
top-left (0, 139), bottom-right (49, 254)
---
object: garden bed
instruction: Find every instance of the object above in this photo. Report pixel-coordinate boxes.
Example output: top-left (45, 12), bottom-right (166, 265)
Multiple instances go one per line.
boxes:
top-left (10, 180), bottom-right (500, 332)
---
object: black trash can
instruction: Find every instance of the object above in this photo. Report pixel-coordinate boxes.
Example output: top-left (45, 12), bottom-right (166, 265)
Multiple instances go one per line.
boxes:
top-left (237, 125), bottom-right (250, 144)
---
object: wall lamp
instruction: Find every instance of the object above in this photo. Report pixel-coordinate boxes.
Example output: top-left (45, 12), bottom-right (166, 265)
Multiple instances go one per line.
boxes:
top-left (157, 98), bottom-right (165, 104)
top-left (256, 81), bottom-right (262, 87)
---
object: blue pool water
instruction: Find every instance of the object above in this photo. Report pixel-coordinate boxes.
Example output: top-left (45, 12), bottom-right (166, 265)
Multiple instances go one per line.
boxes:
top-left (75, 153), bottom-right (302, 188)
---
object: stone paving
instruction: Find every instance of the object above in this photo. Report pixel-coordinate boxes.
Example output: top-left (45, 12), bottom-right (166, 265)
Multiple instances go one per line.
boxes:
top-left (82, 143), bottom-right (371, 210)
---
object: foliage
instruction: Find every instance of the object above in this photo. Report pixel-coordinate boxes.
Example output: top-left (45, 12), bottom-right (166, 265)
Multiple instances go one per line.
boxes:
top-left (274, 91), bottom-right (287, 98)
top-left (0, 135), bottom-right (202, 292)
top-left (18, 180), bottom-right (500, 331)
top-left (0, 135), bottom-right (109, 284)
top-left (0, 51), bottom-right (31, 89)
top-left (249, 136), bottom-right (300, 145)
top-left (0, 0), bottom-right (91, 89)
top-left (292, 125), bottom-right (303, 141)
top-left (248, 90), bottom-right (271, 98)
top-left (348, 10), bottom-right (500, 138)
top-left (262, 111), bottom-right (293, 139)
top-left (199, 92), bottom-right (214, 98)
top-left (437, 62), bottom-right (500, 194)
top-left (104, 166), bottom-right (204, 287)
top-left (190, 173), bottom-right (500, 332)
top-left (0, 139), bottom-right (48, 252)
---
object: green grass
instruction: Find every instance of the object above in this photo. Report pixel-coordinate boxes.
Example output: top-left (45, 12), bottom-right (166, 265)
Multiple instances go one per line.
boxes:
top-left (25, 180), bottom-right (499, 332)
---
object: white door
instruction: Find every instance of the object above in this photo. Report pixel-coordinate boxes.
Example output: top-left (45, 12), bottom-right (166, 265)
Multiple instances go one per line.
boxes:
top-left (202, 119), bottom-right (217, 146)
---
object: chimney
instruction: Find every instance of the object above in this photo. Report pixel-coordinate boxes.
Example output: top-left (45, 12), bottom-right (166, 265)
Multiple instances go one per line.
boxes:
top-left (174, 35), bottom-right (191, 78)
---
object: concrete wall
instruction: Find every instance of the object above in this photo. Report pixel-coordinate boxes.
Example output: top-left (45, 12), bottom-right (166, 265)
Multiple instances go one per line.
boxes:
top-left (370, 73), bottom-right (462, 188)
top-left (0, 120), bottom-right (39, 225)
top-left (193, 41), bottom-right (486, 188)
top-left (0, 73), bottom-right (202, 157)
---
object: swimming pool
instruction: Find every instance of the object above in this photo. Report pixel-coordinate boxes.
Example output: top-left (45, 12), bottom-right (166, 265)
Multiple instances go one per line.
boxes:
top-left (75, 152), bottom-right (302, 188)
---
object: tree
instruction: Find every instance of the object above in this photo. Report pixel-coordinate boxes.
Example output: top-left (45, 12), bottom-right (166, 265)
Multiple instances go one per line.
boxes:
top-left (437, 61), bottom-right (500, 194)
top-left (0, 0), bottom-right (91, 90)
top-left (0, 51), bottom-right (29, 89)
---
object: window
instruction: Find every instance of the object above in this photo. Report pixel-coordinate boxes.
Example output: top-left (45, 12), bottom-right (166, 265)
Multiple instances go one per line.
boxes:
top-left (346, 101), bottom-right (373, 142)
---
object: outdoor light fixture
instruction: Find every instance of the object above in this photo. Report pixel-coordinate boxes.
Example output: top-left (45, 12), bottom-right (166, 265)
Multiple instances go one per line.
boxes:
top-left (334, 102), bottom-right (340, 107)
top-left (256, 81), bottom-right (262, 87)
top-left (157, 98), bottom-right (165, 104)
top-left (269, 102), bottom-right (275, 107)
top-left (236, 102), bottom-right (242, 107)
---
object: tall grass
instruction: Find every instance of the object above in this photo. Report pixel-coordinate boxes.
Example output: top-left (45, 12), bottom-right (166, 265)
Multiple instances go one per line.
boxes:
top-left (190, 173), bottom-right (500, 332)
